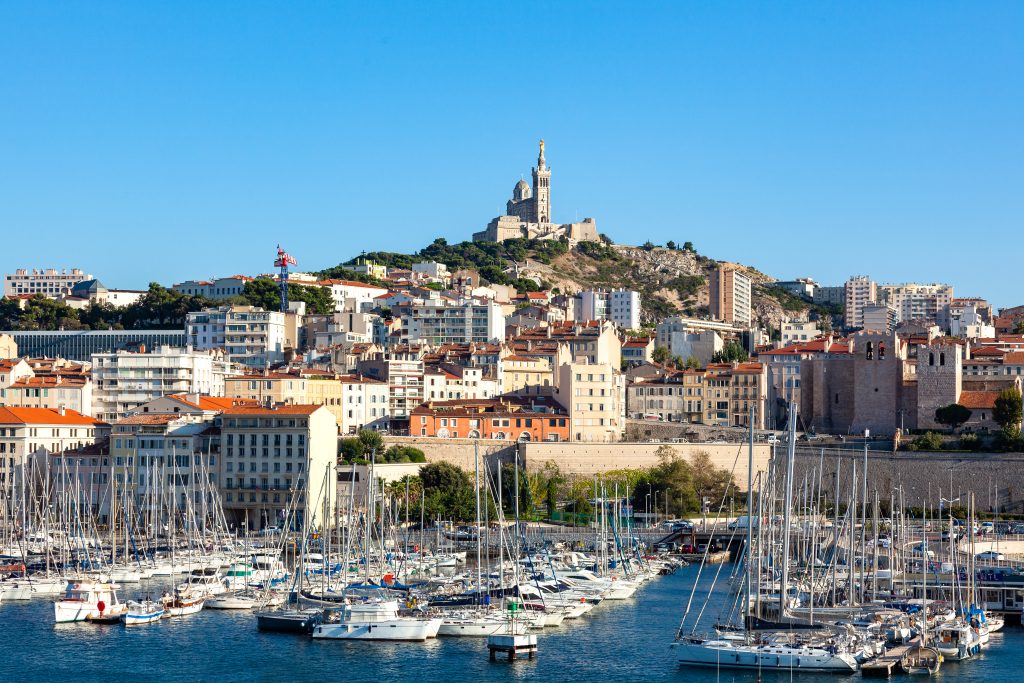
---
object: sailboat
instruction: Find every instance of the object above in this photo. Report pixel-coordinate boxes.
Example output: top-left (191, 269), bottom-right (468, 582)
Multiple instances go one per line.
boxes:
top-left (123, 599), bottom-right (165, 625)
top-left (672, 405), bottom-right (860, 673)
top-left (900, 514), bottom-right (941, 674)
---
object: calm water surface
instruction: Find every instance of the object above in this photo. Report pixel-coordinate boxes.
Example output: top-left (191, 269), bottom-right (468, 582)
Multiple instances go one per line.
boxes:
top-left (0, 565), bottom-right (1019, 682)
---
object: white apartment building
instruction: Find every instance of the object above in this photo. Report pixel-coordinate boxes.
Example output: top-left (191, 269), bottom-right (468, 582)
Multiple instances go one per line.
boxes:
top-left (879, 283), bottom-right (954, 330)
top-left (186, 306), bottom-right (287, 368)
top-left (424, 364), bottom-right (499, 401)
top-left (2, 375), bottom-right (93, 416)
top-left (4, 268), bottom-right (92, 298)
top-left (317, 280), bottom-right (389, 313)
top-left (356, 357), bottom-right (425, 422)
top-left (402, 297), bottom-right (505, 345)
top-left (576, 289), bottom-right (641, 329)
top-left (91, 345), bottom-right (242, 422)
top-left (335, 375), bottom-right (389, 434)
top-left (844, 276), bottom-right (878, 329)
top-left (172, 276), bottom-right (252, 300)
top-left (862, 303), bottom-right (898, 333)
top-left (411, 262), bottom-right (450, 282)
top-left (780, 320), bottom-right (820, 345)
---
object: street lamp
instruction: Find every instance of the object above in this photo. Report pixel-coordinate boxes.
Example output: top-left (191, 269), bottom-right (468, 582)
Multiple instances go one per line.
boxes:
top-left (654, 491), bottom-right (659, 528)
top-left (645, 493), bottom-right (651, 528)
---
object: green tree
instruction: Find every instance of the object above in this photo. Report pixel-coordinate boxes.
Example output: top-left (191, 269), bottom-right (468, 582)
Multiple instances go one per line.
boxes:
top-left (993, 388), bottom-right (1023, 434)
top-left (712, 340), bottom-right (749, 363)
top-left (383, 445), bottom-right (426, 463)
top-left (935, 403), bottom-right (971, 431)
top-left (1014, 320), bottom-right (1024, 335)
top-left (682, 241), bottom-right (695, 252)
top-left (357, 429), bottom-right (384, 457)
top-left (684, 355), bottom-right (701, 369)
top-left (665, 240), bottom-right (677, 250)
top-left (241, 278), bottom-right (334, 314)
top-left (652, 345), bottom-right (671, 365)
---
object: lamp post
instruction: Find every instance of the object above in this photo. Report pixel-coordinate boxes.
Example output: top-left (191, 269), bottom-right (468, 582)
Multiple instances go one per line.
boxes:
top-left (645, 493), bottom-right (651, 529)
top-left (654, 491), bottom-right (659, 528)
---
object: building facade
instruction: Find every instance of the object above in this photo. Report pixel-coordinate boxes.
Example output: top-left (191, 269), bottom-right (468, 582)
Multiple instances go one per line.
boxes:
top-left (186, 306), bottom-right (287, 368)
top-left (576, 289), bottom-right (642, 329)
top-left (4, 268), bottom-right (92, 298)
top-left (709, 267), bottom-right (752, 325)
top-left (844, 276), bottom-right (878, 329)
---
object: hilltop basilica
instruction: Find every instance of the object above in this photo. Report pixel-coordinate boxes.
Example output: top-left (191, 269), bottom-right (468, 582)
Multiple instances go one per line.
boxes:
top-left (473, 140), bottom-right (599, 244)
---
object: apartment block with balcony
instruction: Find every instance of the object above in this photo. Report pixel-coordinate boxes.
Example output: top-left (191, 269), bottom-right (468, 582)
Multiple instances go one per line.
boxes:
top-left (91, 345), bottom-right (242, 422)
top-left (186, 306), bottom-right (287, 368)
top-left (219, 405), bottom-right (337, 531)
top-left (709, 267), bottom-right (752, 325)
top-left (554, 360), bottom-right (625, 442)
top-left (401, 296), bottom-right (505, 345)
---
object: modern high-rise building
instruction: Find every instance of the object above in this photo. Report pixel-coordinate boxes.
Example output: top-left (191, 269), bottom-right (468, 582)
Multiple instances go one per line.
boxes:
top-left (401, 297), bottom-right (505, 345)
top-left (709, 267), bottom-right (752, 325)
top-left (844, 276), bottom-right (878, 329)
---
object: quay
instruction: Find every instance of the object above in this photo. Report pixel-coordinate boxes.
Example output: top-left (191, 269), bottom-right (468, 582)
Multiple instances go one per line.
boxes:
top-left (860, 638), bottom-right (920, 678)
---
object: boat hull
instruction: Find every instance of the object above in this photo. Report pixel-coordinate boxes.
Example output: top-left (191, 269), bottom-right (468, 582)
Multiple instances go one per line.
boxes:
top-left (672, 639), bottom-right (859, 672)
top-left (312, 618), bottom-right (442, 641)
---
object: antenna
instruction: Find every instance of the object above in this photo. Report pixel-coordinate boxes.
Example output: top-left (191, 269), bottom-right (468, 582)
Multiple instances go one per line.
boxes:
top-left (274, 245), bottom-right (298, 313)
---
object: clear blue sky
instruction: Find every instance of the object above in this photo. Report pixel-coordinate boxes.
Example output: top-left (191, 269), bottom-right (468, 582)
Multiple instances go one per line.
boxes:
top-left (2, 3), bottom-right (1022, 307)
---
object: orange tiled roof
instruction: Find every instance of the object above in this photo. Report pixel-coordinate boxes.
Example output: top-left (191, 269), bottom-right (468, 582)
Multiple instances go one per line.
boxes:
top-left (959, 390), bottom-right (999, 410)
top-left (0, 407), bottom-right (106, 426)
top-left (222, 405), bottom-right (325, 416)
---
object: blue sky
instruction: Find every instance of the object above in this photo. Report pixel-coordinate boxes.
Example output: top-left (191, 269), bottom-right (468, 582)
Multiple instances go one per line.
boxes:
top-left (2, 3), bottom-right (1022, 306)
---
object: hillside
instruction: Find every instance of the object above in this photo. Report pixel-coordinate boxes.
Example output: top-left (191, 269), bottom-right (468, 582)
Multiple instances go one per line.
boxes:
top-left (327, 238), bottom-right (832, 332)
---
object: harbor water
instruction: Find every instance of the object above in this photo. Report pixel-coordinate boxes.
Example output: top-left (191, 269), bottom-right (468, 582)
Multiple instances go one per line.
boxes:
top-left (1, 564), bottom-right (1020, 682)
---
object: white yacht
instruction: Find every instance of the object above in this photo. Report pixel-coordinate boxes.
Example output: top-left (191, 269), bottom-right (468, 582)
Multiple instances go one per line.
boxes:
top-left (672, 633), bottom-right (859, 672)
top-left (312, 599), bottom-right (442, 641)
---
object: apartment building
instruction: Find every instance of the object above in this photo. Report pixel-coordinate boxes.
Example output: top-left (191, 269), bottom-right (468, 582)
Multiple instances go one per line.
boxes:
top-left (91, 346), bottom-right (241, 422)
top-left (411, 398), bottom-right (569, 441)
top-left (780, 320), bottom-right (820, 345)
top-left (626, 369), bottom-right (705, 423)
top-left (399, 295), bottom-right (505, 345)
top-left (576, 289), bottom-right (642, 329)
top-left (2, 375), bottom-right (93, 416)
top-left (709, 267), bottom-right (752, 325)
top-left (186, 306), bottom-right (287, 368)
top-left (844, 276), bottom-right (878, 329)
top-left (501, 355), bottom-right (554, 396)
top-left (356, 356), bottom-right (425, 424)
top-left (219, 405), bottom-right (338, 531)
top-left (554, 360), bottom-right (624, 442)
top-left (0, 407), bottom-right (108, 483)
top-left (316, 280), bottom-right (389, 313)
top-left (627, 362), bottom-right (767, 429)
top-left (424, 364), bottom-right (498, 401)
top-left (4, 268), bottom-right (92, 298)
top-left (879, 283), bottom-right (954, 330)
top-left (224, 372), bottom-right (308, 406)
top-left (172, 276), bottom-right (252, 300)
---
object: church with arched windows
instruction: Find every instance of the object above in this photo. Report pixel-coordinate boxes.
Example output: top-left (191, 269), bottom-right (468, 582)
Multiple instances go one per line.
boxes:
top-left (472, 140), bottom-right (600, 243)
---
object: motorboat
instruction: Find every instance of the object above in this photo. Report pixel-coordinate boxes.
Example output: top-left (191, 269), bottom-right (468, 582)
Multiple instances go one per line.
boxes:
top-left (206, 592), bottom-right (258, 610)
top-left (54, 580), bottom-right (127, 624)
top-left (161, 592), bottom-right (205, 616)
top-left (312, 599), bottom-right (442, 641)
top-left (123, 599), bottom-right (165, 625)
top-left (934, 621), bottom-right (982, 661)
top-left (177, 568), bottom-right (227, 596)
top-left (255, 608), bottom-right (323, 633)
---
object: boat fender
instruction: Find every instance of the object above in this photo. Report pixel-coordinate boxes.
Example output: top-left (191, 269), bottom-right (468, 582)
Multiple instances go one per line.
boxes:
top-left (98, 600), bottom-right (106, 614)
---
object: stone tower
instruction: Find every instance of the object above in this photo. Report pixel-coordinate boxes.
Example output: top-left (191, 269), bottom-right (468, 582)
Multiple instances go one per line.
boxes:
top-left (916, 341), bottom-right (962, 430)
top-left (532, 139), bottom-right (551, 224)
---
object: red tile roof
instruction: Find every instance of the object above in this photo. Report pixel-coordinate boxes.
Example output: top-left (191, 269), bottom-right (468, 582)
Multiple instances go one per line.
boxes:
top-left (167, 394), bottom-right (259, 411)
top-left (222, 405), bottom-right (325, 416)
top-left (0, 407), bottom-right (105, 426)
top-left (959, 390), bottom-right (999, 410)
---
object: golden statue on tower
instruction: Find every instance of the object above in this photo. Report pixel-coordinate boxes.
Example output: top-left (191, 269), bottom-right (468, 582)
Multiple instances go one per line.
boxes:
top-left (539, 138), bottom-right (545, 157)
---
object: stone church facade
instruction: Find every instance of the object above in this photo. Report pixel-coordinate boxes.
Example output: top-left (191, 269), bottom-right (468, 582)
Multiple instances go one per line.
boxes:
top-left (473, 140), bottom-right (600, 244)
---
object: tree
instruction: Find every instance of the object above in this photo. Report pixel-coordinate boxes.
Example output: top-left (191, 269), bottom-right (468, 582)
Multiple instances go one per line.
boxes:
top-left (685, 355), bottom-right (701, 369)
top-left (935, 403), bottom-right (971, 431)
top-left (358, 429), bottom-right (384, 457)
top-left (666, 240), bottom-right (677, 250)
top-left (652, 345), bottom-right (671, 365)
top-left (383, 445), bottom-right (426, 463)
top-left (682, 241), bottom-right (695, 252)
top-left (993, 388), bottom-right (1023, 434)
top-left (641, 241), bottom-right (656, 251)
top-left (241, 278), bottom-right (334, 314)
top-left (712, 340), bottom-right (749, 363)
top-left (1014, 320), bottom-right (1024, 335)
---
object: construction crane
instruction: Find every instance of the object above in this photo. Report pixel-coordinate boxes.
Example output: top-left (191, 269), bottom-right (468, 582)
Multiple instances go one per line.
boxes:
top-left (274, 245), bottom-right (298, 313)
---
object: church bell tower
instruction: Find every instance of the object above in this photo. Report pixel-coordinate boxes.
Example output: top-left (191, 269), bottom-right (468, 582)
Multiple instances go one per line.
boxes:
top-left (532, 139), bottom-right (551, 224)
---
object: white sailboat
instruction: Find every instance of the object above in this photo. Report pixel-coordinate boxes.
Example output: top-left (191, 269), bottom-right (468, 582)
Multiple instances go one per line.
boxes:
top-left (312, 599), bottom-right (442, 641)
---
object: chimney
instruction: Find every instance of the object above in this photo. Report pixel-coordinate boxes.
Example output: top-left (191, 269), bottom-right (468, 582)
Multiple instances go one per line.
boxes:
top-left (263, 396), bottom-right (274, 409)
top-left (58, 406), bottom-right (66, 417)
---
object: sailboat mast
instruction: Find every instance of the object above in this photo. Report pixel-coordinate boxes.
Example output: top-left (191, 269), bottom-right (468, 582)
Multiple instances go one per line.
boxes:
top-left (778, 403), bottom-right (798, 620)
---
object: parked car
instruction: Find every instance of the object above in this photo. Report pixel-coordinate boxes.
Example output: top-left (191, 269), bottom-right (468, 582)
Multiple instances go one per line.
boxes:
top-left (976, 551), bottom-right (1005, 561)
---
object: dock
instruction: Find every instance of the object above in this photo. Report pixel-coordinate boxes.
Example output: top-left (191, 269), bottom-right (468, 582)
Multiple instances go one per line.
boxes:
top-left (860, 639), bottom-right (919, 678)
